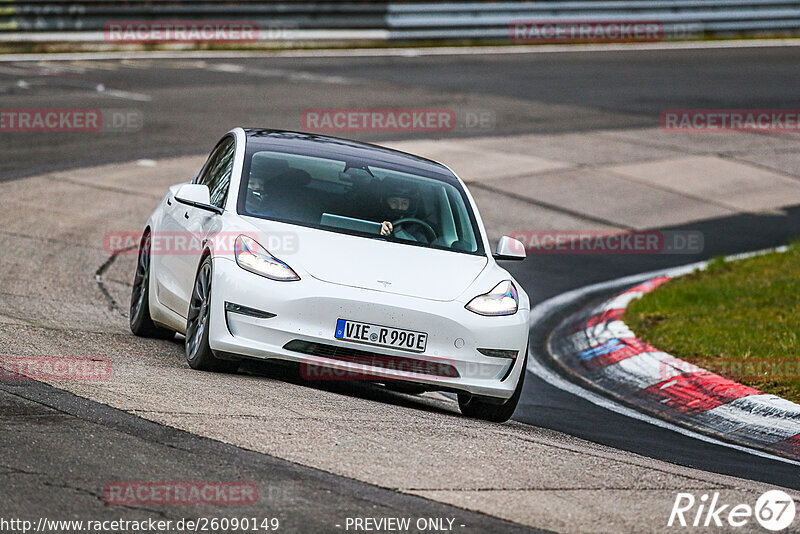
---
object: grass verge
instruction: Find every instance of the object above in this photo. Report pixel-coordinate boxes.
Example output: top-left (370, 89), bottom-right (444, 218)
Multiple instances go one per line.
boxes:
top-left (624, 242), bottom-right (800, 403)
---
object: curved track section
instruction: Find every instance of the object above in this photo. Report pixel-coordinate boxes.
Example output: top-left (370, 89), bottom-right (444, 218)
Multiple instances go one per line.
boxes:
top-left (5, 157), bottom-right (790, 533)
top-left (548, 272), bottom-right (800, 461)
top-left (2, 47), bottom-right (800, 532)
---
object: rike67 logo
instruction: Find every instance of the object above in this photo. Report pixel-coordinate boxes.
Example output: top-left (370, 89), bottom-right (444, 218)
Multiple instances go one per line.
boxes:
top-left (669, 490), bottom-right (796, 531)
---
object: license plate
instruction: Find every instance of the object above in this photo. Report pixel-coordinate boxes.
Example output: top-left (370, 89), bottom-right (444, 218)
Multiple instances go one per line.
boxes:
top-left (334, 318), bottom-right (428, 353)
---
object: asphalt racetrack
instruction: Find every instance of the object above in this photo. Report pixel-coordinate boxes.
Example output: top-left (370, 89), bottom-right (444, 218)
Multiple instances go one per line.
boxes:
top-left (1, 43), bottom-right (799, 533)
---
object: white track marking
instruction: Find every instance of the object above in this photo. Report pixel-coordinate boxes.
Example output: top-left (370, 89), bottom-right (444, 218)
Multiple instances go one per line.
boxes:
top-left (0, 65), bottom-right (35, 75)
top-left (95, 85), bottom-right (152, 101)
top-left (526, 245), bottom-right (799, 466)
top-left (698, 395), bottom-right (800, 441)
top-left (585, 320), bottom-right (637, 345)
top-left (34, 61), bottom-right (88, 73)
top-left (526, 353), bottom-right (800, 466)
top-left (0, 61), bottom-right (152, 101)
top-left (207, 62), bottom-right (246, 73)
top-left (603, 290), bottom-right (645, 310)
top-left (207, 62), bottom-right (352, 84)
top-left (1, 38), bottom-right (800, 63)
top-left (604, 351), bottom-right (675, 389)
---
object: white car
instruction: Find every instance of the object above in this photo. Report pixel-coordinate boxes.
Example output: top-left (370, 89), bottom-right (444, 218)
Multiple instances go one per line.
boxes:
top-left (130, 128), bottom-right (530, 422)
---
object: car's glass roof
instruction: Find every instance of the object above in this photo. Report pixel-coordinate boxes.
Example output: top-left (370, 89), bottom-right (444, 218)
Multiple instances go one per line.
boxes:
top-left (243, 129), bottom-right (456, 184)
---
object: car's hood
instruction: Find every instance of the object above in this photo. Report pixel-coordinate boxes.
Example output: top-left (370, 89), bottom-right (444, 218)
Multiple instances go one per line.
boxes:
top-left (242, 218), bottom-right (488, 301)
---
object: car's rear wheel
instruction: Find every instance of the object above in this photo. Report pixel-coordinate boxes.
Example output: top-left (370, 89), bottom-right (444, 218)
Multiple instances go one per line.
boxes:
top-left (185, 256), bottom-right (239, 373)
top-left (458, 352), bottom-right (527, 423)
top-left (130, 232), bottom-right (175, 340)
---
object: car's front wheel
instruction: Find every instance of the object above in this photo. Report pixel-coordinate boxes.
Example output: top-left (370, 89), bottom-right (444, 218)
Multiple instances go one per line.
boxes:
top-left (458, 352), bottom-right (527, 423)
top-left (185, 256), bottom-right (239, 373)
top-left (130, 232), bottom-right (175, 340)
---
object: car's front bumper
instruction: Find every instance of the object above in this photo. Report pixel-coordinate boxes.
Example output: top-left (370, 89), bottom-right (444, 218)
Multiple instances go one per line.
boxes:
top-left (208, 257), bottom-right (529, 400)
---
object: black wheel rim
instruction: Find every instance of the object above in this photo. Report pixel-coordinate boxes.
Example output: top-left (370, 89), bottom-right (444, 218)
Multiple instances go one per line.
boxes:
top-left (186, 262), bottom-right (211, 360)
top-left (130, 235), bottom-right (150, 321)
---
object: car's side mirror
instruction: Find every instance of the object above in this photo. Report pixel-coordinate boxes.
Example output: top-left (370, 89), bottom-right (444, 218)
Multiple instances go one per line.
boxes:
top-left (493, 236), bottom-right (526, 261)
top-left (174, 184), bottom-right (222, 215)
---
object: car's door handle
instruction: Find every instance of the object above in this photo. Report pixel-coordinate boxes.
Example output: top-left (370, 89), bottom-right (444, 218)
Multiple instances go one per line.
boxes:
top-left (184, 212), bottom-right (190, 219)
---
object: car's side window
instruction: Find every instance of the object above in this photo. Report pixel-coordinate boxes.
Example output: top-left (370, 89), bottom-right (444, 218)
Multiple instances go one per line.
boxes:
top-left (196, 136), bottom-right (235, 210)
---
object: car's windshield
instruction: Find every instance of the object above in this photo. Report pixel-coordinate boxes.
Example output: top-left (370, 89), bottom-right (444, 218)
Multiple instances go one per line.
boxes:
top-left (238, 149), bottom-right (483, 255)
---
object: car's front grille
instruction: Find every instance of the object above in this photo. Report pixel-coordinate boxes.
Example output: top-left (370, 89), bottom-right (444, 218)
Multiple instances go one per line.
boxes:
top-left (283, 340), bottom-right (459, 378)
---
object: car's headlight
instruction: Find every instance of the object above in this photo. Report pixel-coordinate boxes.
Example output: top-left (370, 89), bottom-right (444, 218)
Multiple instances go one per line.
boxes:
top-left (234, 235), bottom-right (300, 281)
top-left (465, 280), bottom-right (518, 316)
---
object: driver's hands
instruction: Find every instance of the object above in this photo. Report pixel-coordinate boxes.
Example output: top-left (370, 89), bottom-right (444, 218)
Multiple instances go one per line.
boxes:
top-left (380, 221), bottom-right (393, 236)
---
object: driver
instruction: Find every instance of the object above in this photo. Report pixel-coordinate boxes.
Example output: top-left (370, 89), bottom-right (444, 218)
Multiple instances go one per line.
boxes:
top-left (378, 180), bottom-right (432, 244)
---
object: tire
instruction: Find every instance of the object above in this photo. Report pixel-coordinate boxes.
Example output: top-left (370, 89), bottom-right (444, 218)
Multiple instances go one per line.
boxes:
top-left (185, 256), bottom-right (239, 373)
top-left (458, 352), bottom-right (527, 423)
top-left (130, 232), bottom-right (175, 340)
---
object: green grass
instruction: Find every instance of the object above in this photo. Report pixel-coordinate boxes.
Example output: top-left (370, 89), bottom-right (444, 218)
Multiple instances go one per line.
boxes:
top-left (624, 242), bottom-right (800, 403)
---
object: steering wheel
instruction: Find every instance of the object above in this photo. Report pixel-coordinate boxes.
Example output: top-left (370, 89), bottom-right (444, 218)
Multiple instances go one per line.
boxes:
top-left (246, 189), bottom-right (262, 206)
top-left (392, 217), bottom-right (437, 243)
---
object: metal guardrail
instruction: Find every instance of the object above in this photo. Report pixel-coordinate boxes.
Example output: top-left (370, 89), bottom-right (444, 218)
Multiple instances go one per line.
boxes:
top-left (1, 1), bottom-right (799, 42)
top-left (387, 1), bottom-right (800, 40)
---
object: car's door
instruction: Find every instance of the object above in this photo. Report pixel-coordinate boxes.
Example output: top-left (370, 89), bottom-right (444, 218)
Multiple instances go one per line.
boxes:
top-left (170, 136), bottom-right (235, 318)
top-left (155, 136), bottom-right (235, 318)
top-left (150, 182), bottom-right (190, 317)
